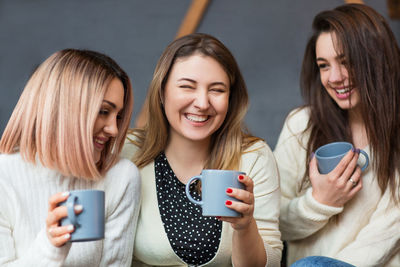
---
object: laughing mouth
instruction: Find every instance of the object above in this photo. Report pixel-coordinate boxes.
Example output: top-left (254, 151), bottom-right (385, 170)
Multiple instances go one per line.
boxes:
top-left (335, 87), bottom-right (352, 94)
top-left (185, 114), bottom-right (209, 122)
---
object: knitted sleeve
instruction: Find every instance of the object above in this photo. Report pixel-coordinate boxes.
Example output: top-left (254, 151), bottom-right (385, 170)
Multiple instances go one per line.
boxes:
top-left (242, 141), bottom-right (283, 267)
top-left (274, 108), bottom-right (342, 241)
top-left (0, 168), bottom-right (70, 266)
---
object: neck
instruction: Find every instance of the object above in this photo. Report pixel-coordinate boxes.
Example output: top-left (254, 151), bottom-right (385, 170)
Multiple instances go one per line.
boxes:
top-left (348, 106), bottom-right (368, 149)
top-left (164, 134), bottom-right (210, 184)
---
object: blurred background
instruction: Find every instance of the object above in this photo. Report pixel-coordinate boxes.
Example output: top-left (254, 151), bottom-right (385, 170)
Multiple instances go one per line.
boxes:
top-left (0, 0), bottom-right (399, 149)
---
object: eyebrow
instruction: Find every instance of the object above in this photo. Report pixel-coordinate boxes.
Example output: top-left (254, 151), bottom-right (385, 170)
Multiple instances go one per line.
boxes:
top-left (177, 78), bottom-right (228, 88)
top-left (103, 100), bottom-right (116, 109)
top-left (316, 54), bottom-right (345, 62)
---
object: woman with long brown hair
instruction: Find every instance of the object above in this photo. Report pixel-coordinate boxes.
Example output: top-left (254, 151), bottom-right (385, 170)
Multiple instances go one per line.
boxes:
top-left (0, 49), bottom-right (140, 266)
top-left (274, 4), bottom-right (400, 266)
top-left (122, 33), bottom-right (282, 266)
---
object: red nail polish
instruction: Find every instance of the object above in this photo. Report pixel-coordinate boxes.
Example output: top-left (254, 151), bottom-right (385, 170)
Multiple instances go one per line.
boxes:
top-left (238, 175), bottom-right (244, 180)
top-left (225, 200), bottom-right (232, 205)
top-left (226, 188), bottom-right (233, 193)
top-left (216, 216), bottom-right (221, 219)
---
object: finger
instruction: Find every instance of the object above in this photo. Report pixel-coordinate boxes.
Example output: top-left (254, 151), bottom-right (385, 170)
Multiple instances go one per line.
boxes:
top-left (48, 192), bottom-right (70, 212)
top-left (348, 172), bottom-right (363, 198)
top-left (225, 199), bottom-right (252, 216)
top-left (226, 187), bottom-right (253, 205)
top-left (346, 166), bottom-right (362, 192)
top-left (340, 151), bottom-right (360, 183)
top-left (48, 224), bottom-right (74, 238)
top-left (50, 232), bottom-right (72, 247)
top-left (238, 175), bottom-right (253, 193)
top-left (308, 155), bottom-right (320, 179)
top-left (46, 205), bottom-right (83, 227)
top-left (331, 149), bottom-right (356, 178)
top-left (46, 206), bottom-right (68, 227)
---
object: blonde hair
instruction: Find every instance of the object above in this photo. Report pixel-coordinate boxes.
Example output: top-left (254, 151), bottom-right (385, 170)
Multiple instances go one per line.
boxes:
top-left (129, 33), bottom-right (260, 170)
top-left (0, 49), bottom-right (133, 179)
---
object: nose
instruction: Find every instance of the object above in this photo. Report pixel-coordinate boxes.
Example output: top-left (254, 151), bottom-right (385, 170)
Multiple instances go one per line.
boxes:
top-left (328, 64), bottom-right (345, 84)
top-left (104, 116), bottom-right (119, 137)
top-left (193, 89), bottom-right (210, 110)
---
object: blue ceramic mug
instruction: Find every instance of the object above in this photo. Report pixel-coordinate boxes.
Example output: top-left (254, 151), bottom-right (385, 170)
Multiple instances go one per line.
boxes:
top-left (315, 142), bottom-right (369, 174)
top-left (60, 189), bottom-right (105, 242)
top-left (185, 169), bottom-right (245, 217)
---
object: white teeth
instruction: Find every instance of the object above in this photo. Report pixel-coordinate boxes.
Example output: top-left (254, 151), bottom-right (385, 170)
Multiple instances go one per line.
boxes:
top-left (186, 114), bottom-right (208, 122)
top-left (336, 88), bottom-right (350, 94)
top-left (95, 139), bottom-right (105, 145)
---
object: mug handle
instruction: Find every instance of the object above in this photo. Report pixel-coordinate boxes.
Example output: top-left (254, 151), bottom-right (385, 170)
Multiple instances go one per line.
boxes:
top-left (358, 149), bottom-right (369, 171)
top-left (185, 176), bottom-right (203, 206)
top-left (66, 195), bottom-right (78, 226)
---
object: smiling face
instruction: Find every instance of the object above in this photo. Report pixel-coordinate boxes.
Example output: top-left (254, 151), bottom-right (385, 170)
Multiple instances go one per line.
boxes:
top-left (316, 32), bottom-right (360, 110)
top-left (93, 78), bottom-right (124, 163)
top-left (163, 54), bottom-right (230, 145)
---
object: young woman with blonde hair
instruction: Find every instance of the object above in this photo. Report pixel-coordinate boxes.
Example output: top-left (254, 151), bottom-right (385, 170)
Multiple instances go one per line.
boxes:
top-left (274, 4), bottom-right (400, 266)
top-left (122, 33), bottom-right (282, 266)
top-left (0, 49), bottom-right (140, 266)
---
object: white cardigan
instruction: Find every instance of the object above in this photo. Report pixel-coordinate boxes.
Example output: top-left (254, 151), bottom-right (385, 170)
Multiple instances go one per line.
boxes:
top-left (274, 107), bottom-right (400, 267)
top-left (121, 136), bottom-right (283, 267)
top-left (0, 153), bottom-right (141, 267)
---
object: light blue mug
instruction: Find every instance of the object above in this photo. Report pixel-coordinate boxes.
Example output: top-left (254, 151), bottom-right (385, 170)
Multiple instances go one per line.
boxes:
top-left (315, 142), bottom-right (369, 174)
top-left (60, 189), bottom-right (105, 242)
top-left (185, 169), bottom-right (245, 217)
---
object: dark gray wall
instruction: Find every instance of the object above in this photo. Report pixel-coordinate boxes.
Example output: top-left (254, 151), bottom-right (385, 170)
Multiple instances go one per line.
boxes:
top-left (1, 0), bottom-right (398, 149)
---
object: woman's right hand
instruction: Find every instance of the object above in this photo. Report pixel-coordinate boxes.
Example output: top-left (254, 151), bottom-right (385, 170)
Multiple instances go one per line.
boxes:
top-left (45, 192), bottom-right (82, 247)
top-left (309, 149), bottom-right (363, 207)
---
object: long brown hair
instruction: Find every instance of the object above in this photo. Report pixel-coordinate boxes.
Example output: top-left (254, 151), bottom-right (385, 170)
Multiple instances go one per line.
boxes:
top-left (300, 4), bottom-right (400, 201)
top-left (129, 33), bottom-right (260, 170)
top-left (0, 49), bottom-right (133, 179)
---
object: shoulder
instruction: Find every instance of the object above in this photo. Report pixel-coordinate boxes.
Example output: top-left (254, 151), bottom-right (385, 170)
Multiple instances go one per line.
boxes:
top-left (105, 158), bottom-right (141, 191)
top-left (241, 140), bottom-right (279, 188)
top-left (283, 107), bottom-right (310, 134)
top-left (120, 132), bottom-right (140, 161)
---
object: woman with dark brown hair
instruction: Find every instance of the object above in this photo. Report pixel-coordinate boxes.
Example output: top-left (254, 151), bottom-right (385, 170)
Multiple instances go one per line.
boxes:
top-left (274, 4), bottom-right (400, 267)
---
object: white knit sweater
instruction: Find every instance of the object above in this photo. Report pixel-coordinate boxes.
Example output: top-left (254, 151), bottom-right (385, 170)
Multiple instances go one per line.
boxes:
top-left (0, 153), bottom-right (141, 267)
top-left (274, 107), bottom-right (400, 267)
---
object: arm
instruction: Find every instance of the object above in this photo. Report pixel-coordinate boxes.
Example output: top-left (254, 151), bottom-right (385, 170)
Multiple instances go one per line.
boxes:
top-left (0, 180), bottom-right (71, 267)
top-left (335, 188), bottom-right (400, 266)
top-left (226, 142), bottom-right (283, 267)
top-left (100, 159), bottom-right (141, 267)
top-left (274, 109), bottom-right (343, 241)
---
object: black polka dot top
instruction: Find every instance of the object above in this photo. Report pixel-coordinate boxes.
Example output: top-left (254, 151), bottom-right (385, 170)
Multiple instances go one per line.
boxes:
top-left (155, 152), bottom-right (222, 265)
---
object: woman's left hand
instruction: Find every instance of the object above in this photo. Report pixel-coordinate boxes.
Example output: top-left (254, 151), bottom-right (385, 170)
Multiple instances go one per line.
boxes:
top-left (218, 174), bottom-right (255, 231)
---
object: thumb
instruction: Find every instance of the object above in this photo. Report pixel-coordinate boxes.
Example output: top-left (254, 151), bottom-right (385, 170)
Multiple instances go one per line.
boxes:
top-left (309, 153), bottom-right (320, 180)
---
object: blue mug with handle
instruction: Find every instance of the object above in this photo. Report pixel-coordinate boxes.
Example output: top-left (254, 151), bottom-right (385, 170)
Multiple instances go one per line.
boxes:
top-left (185, 169), bottom-right (245, 217)
top-left (315, 142), bottom-right (369, 174)
top-left (60, 189), bottom-right (105, 242)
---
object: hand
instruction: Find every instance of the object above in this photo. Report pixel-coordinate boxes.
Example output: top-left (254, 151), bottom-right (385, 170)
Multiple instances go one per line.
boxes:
top-left (309, 149), bottom-right (363, 207)
top-left (46, 192), bottom-right (82, 247)
top-left (218, 175), bottom-right (255, 231)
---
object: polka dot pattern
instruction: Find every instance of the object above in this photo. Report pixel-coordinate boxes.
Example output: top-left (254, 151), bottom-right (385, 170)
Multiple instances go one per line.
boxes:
top-left (155, 153), bottom-right (222, 265)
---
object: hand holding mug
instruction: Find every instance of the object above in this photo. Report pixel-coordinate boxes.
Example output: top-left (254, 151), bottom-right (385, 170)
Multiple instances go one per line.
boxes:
top-left (46, 192), bottom-right (82, 247)
top-left (310, 142), bottom-right (369, 207)
top-left (221, 174), bottom-right (256, 231)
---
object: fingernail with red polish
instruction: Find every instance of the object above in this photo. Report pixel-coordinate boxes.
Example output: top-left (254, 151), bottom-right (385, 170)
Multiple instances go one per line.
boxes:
top-left (216, 216), bottom-right (221, 219)
top-left (238, 175), bottom-right (244, 180)
top-left (226, 188), bottom-right (233, 193)
top-left (225, 200), bottom-right (232, 206)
